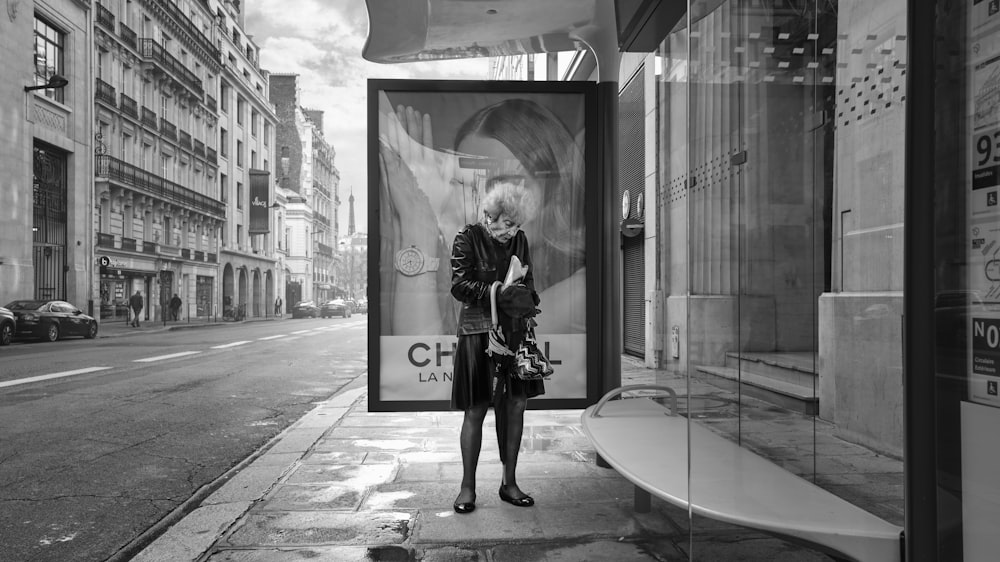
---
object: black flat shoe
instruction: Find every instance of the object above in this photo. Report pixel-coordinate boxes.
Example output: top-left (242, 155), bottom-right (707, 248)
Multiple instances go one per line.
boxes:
top-left (453, 492), bottom-right (476, 514)
top-left (498, 485), bottom-right (534, 507)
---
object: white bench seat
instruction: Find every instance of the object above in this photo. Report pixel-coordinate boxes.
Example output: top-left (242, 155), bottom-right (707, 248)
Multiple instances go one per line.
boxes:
top-left (581, 385), bottom-right (902, 562)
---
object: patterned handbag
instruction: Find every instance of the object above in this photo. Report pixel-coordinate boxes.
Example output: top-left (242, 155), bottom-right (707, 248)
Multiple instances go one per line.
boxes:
top-left (513, 329), bottom-right (554, 381)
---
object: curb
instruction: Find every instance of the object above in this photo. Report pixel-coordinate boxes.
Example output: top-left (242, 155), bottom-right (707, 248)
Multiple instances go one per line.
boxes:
top-left (110, 382), bottom-right (368, 562)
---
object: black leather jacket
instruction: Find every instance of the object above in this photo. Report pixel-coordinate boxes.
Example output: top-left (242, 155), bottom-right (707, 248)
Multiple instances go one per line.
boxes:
top-left (451, 224), bottom-right (538, 336)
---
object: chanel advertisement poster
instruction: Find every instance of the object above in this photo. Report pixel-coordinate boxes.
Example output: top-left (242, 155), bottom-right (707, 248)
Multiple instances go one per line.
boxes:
top-left (368, 79), bottom-right (598, 411)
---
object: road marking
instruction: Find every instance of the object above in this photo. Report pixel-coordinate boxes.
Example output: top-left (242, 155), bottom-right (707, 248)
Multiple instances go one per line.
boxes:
top-left (291, 329), bottom-right (312, 335)
top-left (211, 341), bottom-right (251, 349)
top-left (258, 334), bottom-right (286, 340)
top-left (134, 351), bottom-right (202, 362)
top-left (277, 336), bottom-right (301, 342)
top-left (0, 366), bottom-right (113, 388)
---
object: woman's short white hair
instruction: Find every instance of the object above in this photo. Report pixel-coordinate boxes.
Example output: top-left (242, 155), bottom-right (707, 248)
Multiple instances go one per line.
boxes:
top-left (480, 181), bottom-right (539, 225)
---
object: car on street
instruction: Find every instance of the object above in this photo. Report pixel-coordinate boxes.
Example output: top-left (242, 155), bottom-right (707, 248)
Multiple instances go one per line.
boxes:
top-left (291, 301), bottom-right (319, 318)
top-left (321, 299), bottom-right (352, 318)
top-left (354, 298), bottom-right (368, 314)
top-left (4, 300), bottom-right (98, 342)
top-left (0, 306), bottom-right (15, 346)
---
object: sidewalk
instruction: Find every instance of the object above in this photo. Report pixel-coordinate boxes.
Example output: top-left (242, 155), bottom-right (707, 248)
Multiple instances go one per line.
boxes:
top-left (119, 352), bottom-right (872, 561)
top-left (98, 314), bottom-right (284, 338)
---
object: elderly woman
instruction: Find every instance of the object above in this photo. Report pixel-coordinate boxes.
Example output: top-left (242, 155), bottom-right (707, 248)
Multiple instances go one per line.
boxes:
top-left (449, 181), bottom-right (543, 514)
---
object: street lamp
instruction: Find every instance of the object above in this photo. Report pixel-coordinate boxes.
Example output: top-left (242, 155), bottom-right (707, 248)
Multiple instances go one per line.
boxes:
top-left (24, 74), bottom-right (69, 92)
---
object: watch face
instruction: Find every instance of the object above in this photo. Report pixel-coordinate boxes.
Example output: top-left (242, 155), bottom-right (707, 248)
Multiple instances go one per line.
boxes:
top-left (396, 247), bottom-right (424, 276)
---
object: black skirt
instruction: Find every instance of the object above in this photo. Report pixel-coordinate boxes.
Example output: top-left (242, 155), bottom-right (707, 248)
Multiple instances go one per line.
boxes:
top-left (451, 332), bottom-right (545, 410)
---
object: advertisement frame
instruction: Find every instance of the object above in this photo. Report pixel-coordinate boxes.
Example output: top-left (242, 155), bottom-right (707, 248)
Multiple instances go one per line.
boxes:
top-left (367, 78), bottom-right (602, 412)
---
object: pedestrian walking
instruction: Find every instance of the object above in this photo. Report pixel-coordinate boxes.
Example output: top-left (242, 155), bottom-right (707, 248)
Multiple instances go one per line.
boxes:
top-left (169, 293), bottom-right (182, 321)
top-left (129, 290), bottom-right (144, 327)
top-left (274, 296), bottom-right (283, 316)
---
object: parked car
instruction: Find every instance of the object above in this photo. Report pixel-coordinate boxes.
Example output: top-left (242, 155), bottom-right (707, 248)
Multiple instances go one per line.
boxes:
top-left (321, 299), bottom-right (352, 318)
top-left (354, 299), bottom-right (368, 314)
top-left (291, 301), bottom-right (319, 319)
top-left (4, 300), bottom-right (98, 342)
top-left (0, 306), bottom-right (15, 346)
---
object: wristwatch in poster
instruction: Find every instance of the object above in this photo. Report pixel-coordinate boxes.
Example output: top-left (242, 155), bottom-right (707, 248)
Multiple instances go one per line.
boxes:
top-left (394, 245), bottom-right (440, 276)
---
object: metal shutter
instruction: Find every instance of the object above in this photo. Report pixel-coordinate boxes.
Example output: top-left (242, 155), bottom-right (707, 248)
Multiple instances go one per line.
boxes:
top-left (619, 70), bottom-right (645, 358)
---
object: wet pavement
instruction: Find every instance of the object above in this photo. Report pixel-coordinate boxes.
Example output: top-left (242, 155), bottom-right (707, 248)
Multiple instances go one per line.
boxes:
top-left (95, 319), bottom-right (900, 561)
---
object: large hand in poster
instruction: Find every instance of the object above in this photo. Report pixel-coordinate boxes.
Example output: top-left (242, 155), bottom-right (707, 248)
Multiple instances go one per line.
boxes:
top-left (377, 93), bottom-right (459, 336)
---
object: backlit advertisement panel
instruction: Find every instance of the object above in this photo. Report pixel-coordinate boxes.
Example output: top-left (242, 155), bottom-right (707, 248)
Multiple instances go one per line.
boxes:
top-left (368, 80), bottom-right (598, 411)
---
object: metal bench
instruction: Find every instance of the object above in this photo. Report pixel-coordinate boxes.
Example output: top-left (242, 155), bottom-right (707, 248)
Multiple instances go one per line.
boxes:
top-left (581, 385), bottom-right (903, 562)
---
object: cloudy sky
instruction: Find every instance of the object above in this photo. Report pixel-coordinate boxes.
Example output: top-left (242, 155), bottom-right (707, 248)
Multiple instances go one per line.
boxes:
top-left (244, 0), bottom-right (489, 235)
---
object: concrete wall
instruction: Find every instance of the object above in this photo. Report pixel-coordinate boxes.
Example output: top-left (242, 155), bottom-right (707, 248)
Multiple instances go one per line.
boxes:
top-left (819, 293), bottom-right (904, 457)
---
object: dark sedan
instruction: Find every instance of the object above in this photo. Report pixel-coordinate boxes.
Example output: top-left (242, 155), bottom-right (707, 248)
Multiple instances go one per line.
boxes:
top-left (321, 299), bottom-right (352, 318)
top-left (291, 301), bottom-right (320, 319)
top-left (0, 306), bottom-right (15, 346)
top-left (4, 300), bottom-right (99, 342)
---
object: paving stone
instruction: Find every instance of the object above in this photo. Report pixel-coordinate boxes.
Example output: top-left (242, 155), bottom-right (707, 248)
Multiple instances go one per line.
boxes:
top-left (206, 463), bottom-right (290, 504)
top-left (223, 511), bottom-right (411, 547)
top-left (284, 463), bottom-right (396, 486)
top-left (310, 437), bottom-right (425, 453)
top-left (416, 545), bottom-right (485, 561)
top-left (299, 450), bottom-right (368, 464)
top-left (205, 546), bottom-right (380, 562)
top-left (492, 539), bottom-right (682, 561)
top-left (365, 481), bottom-right (457, 510)
top-left (413, 506), bottom-right (545, 543)
top-left (259, 483), bottom-right (363, 511)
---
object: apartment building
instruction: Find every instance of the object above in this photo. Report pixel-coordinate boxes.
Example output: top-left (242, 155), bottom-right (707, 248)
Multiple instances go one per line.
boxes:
top-left (268, 74), bottom-right (340, 307)
top-left (91, 0), bottom-right (277, 322)
top-left (214, 1), bottom-right (280, 319)
top-left (1, 0), bottom-right (93, 309)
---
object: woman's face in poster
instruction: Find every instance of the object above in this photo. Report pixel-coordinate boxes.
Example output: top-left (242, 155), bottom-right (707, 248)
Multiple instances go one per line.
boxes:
top-left (454, 133), bottom-right (542, 228)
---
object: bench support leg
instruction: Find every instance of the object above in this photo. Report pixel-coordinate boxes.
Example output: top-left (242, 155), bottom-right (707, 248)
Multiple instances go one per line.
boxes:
top-left (634, 486), bottom-right (651, 513)
top-left (596, 453), bottom-right (612, 469)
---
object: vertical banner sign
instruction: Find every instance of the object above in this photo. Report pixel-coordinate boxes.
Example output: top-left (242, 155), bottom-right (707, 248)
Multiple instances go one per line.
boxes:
top-left (248, 169), bottom-right (271, 234)
top-left (968, 0), bottom-right (1000, 408)
top-left (369, 80), bottom-right (598, 411)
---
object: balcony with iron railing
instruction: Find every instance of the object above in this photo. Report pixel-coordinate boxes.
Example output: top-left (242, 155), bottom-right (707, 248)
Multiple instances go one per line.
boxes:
top-left (152, 0), bottom-right (219, 63)
top-left (97, 4), bottom-right (115, 32)
top-left (160, 117), bottom-right (177, 141)
top-left (316, 241), bottom-right (334, 257)
top-left (206, 147), bottom-right (217, 164)
top-left (141, 107), bottom-right (157, 129)
top-left (97, 232), bottom-right (115, 248)
top-left (206, 95), bottom-right (217, 112)
top-left (179, 130), bottom-right (192, 150)
top-left (314, 213), bottom-right (330, 227)
top-left (120, 93), bottom-right (138, 119)
top-left (96, 79), bottom-right (116, 107)
top-left (194, 139), bottom-right (205, 157)
top-left (96, 154), bottom-right (224, 219)
top-left (119, 22), bottom-right (137, 50)
top-left (139, 39), bottom-right (204, 97)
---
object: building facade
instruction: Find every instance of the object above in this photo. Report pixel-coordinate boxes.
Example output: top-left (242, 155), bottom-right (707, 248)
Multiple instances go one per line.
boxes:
top-left (268, 74), bottom-right (340, 307)
top-left (90, 0), bottom-right (277, 323)
top-left (1, 0), bottom-right (93, 310)
top-left (215, 0), bottom-right (280, 320)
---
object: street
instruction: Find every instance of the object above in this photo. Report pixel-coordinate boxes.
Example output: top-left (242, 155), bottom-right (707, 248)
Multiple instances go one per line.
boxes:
top-left (0, 316), bottom-right (368, 562)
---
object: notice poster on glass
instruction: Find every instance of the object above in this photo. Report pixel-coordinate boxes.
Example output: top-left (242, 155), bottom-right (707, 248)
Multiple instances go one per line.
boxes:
top-left (368, 79), bottom-right (598, 411)
top-left (968, 2), bottom-right (1000, 408)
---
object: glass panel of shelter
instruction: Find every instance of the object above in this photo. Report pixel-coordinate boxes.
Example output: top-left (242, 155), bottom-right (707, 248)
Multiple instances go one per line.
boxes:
top-left (662, 1), bottom-right (905, 558)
